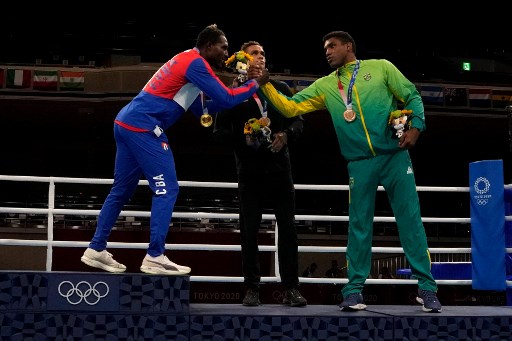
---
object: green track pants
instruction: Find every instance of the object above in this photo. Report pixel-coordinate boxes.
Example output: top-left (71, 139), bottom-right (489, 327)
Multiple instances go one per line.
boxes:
top-left (341, 150), bottom-right (437, 297)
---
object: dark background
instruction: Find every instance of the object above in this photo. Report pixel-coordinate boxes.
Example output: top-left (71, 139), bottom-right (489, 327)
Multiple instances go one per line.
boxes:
top-left (1, 8), bottom-right (512, 213)
top-left (2, 8), bottom-right (511, 84)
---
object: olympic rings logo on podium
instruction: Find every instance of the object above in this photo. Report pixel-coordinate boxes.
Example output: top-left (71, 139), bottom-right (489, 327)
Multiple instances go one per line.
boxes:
top-left (58, 280), bottom-right (110, 305)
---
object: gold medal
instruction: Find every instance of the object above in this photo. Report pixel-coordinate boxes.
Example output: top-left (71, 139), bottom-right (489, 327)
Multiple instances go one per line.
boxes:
top-left (343, 109), bottom-right (356, 122)
top-left (259, 116), bottom-right (271, 127)
top-left (200, 113), bottom-right (213, 127)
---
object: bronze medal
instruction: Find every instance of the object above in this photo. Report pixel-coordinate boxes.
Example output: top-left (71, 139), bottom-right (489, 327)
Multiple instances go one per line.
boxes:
top-left (200, 113), bottom-right (213, 127)
top-left (343, 109), bottom-right (356, 122)
top-left (259, 116), bottom-right (271, 127)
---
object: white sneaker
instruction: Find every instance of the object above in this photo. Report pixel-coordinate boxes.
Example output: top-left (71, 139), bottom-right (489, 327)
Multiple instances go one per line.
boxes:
top-left (140, 254), bottom-right (191, 275)
top-left (81, 248), bottom-right (126, 273)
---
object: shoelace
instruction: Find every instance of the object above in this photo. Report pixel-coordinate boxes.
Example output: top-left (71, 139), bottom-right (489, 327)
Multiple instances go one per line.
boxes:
top-left (422, 291), bottom-right (438, 302)
top-left (160, 255), bottom-right (174, 265)
top-left (105, 252), bottom-right (120, 265)
top-left (346, 293), bottom-right (361, 303)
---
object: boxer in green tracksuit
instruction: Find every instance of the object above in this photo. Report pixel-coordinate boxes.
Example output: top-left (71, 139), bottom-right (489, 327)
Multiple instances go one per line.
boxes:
top-left (254, 30), bottom-right (441, 312)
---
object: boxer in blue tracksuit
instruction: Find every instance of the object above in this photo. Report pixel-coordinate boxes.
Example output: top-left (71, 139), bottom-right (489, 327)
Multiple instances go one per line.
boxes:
top-left (81, 24), bottom-right (268, 275)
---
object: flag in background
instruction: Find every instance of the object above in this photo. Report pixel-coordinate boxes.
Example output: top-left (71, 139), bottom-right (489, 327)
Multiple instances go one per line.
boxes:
top-left (280, 79), bottom-right (295, 88)
top-left (420, 85), bottom-right (444, 105)
top-left (6, 69), bottom-right (31, 89)
top-left (468, 88), bottom-right (491, 108)
top-left (33, 70), bottom-right (58, 91)
top-left (295, 79), bottom-right (314, 92)
top-left (492, 89), bottom-right (512, 109)
top-left (60, 71), bottom-right (85, 91)
top-left (0, 69), bottom-right (4, 88)
top-left (444, 87), bottom-right (467, 107)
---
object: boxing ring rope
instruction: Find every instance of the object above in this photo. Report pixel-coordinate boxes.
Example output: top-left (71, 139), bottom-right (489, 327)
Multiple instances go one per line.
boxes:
top-left (0, 174), bottom-right (510, 288)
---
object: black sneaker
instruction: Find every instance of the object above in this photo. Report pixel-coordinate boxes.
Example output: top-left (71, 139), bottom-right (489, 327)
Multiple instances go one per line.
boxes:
top-left (283, 289), bottom-right (307, 307)
top-left (339, 293), bottom-right (367, 311)
top-left (416, 289), bottom-right (442, 313)
top-left (242, 289), bottom-right (260, 306)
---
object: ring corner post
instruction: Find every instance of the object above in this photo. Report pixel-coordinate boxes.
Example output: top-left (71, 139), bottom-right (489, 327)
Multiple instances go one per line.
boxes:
top-left (469, 160), bottom-right (507, 295)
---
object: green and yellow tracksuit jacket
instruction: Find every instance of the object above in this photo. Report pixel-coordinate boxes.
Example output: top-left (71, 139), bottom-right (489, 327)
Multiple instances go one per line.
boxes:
top-left (259, 59), bottom-right (425, 161)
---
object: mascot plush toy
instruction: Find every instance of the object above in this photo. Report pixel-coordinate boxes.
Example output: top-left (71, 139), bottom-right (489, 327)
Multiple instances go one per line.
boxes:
top-left (225, 50), bottom-right (253, 84)
top-left (388, 109), bottom-right (413, 138)
top-left (226, 50), bottom-right (271, 148)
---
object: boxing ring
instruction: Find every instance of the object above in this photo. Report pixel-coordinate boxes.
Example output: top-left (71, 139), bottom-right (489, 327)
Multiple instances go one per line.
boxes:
top-left (1, 172), bottom-right (512, 340)
top-left (0, 174), bottom-right (475, 280)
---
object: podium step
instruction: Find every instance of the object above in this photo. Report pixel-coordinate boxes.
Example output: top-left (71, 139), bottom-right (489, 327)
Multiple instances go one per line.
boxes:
top-left (2, 271), bottom-right (512, 340)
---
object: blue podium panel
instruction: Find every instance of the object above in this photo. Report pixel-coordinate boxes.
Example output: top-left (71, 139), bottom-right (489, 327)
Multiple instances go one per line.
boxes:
top-left (48, 273), bottom-right (120, 311)
top-left (0, 313), bottom-right (190, 340)
top-left (0, 272), bottom-right (48, 311)
top-left (0, 271), bottom-right (191, 340)
top-left (394, 315), bottom-right (512, 341)
top-left (189, 304), bottom-right (394, 341)
top-left (4, 271), bottom-right (512, 340)
top-left (0, 271), bottom-right (190, 314)
top-left (119, 274), bottom-right (190, 313)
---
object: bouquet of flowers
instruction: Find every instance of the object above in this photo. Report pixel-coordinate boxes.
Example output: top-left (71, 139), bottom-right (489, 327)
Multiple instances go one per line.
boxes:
top-left (225, 50), bottom-right (253, 84)
top-left (388, 109), bottom-right (413, 138)
top-left (244, 117), bottom-right (272, 149)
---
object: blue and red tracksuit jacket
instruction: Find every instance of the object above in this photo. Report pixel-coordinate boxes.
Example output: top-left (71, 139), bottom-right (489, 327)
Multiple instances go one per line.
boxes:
top-left (115, 47), bottom-right (260, 131)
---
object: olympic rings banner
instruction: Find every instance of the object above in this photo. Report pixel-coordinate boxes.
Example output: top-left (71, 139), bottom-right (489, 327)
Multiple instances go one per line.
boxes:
top-left (469, 159), bottom-right (506, 291)
top-left (48, 273), bottom-right (120, 311)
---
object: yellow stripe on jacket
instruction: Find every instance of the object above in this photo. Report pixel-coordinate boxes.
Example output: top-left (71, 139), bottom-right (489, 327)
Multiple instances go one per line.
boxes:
top-left (259, 83), bottom-right (326, 118)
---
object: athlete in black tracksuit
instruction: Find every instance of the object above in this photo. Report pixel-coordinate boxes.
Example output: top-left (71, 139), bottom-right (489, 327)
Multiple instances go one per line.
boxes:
top-left (214, 59), bottom-right (305, 306)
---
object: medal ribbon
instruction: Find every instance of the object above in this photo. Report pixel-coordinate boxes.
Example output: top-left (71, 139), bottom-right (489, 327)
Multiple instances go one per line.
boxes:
top-left (336, 60), bottom-right (360, 110)
top-left (251, 93), bottom-right (271, 140)
top-left (200, 92), bottom-right (208, 115)
top-left (199, 91), bottom-right (213, 127)
top-left (252, 93), bottom-right (268, 118)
